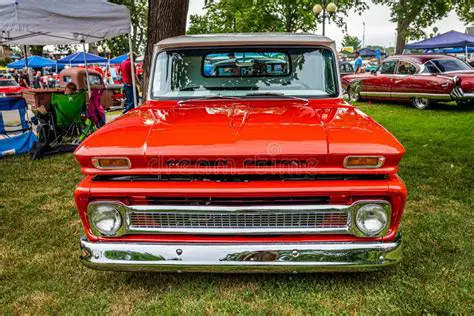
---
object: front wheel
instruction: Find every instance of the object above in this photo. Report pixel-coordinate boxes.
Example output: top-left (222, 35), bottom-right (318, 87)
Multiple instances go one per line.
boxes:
top-left (411, 98), bottom-right (431, 110)
top-left (348, 84), bottom-right (361, 103)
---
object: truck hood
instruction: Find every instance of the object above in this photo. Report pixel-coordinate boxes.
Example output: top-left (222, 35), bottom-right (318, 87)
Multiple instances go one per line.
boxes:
top-left (75, 99), bottom-right (405, 174)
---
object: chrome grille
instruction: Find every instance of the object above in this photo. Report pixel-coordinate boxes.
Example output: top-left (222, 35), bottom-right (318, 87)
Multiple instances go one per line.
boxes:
top-left (126, 206), bottom-right (351, 235)
top-left (130, 212), bottom-right (348, 229)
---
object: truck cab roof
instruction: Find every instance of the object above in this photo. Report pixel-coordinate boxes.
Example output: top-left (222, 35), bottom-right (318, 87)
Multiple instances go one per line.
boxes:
top-left (155, 33), bottom-right (335, 50)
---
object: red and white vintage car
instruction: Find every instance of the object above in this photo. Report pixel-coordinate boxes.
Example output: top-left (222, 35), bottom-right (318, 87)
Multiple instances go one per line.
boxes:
top-left (74, 34), bottom-right (407, 273)
top-left (0, 79), bottom-right (23, 97)
top-left (342, 54), bottom-right (474, 109)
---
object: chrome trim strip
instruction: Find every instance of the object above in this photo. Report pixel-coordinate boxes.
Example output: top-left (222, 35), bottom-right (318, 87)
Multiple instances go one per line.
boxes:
top-left (360, 91), bottom-right (452, 100)
top-left (128, 204), bottom-right (348, 212)
top-left (87, 200), bottom-right (391, 237)
top-left (128, 226), bottom-right (348, 235)
top-left (79, 233), bottom-right (402, 273)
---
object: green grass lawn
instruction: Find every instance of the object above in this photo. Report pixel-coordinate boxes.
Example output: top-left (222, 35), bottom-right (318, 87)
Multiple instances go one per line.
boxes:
top-left (1, 102), bottom-right (473, 314)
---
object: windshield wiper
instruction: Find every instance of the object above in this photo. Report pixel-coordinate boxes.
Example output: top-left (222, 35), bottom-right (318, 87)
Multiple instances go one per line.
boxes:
top-left (244, 92), bottom-right (308, 103)
top-left (178, 95), bottom-right (240, 105)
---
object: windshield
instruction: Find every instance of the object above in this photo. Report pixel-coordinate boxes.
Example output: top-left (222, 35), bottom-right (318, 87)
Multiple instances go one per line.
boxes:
top-left (152, 47), bottom-right (338, 99)
top-left (0, 80), bottom-right (18, 87)
top-left (428, 58), bottom-right (472, 73)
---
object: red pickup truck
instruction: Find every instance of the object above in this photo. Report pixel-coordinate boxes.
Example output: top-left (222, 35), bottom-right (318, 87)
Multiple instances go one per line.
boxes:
top-left (74, 34), bottom-right (407, 273)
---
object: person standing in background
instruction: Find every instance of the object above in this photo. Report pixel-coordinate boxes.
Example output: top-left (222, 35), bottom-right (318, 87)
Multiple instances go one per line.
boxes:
top-left (13, 70), bottom-right (20, 83)
top-left (19, 70), bottom-right (29, 88)
top-left (33, 71), bottom-right (43, 89)
top-left (119, 53), bottom-right (140, 114)
top-left (354, 51), bottom-right (363, 74)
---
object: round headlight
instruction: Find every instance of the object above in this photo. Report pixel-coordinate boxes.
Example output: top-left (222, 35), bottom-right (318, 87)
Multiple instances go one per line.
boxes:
top-left (355, 204), bottom-right (388, 236)
top-left (91, 204), bottom-right (122, 236)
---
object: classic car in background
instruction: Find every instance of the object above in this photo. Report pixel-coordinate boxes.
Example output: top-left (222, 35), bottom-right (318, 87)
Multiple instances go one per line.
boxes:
top-left (59, 68), bottom-right (123, 110)
top-left (342, 54), bottom-right (474, 109)
top-left (0, 79), bottom-right (23, 97)
top-left (339, 61), bottom-right (354, 78)
top-left (75, 34), bottom-right (406, 273)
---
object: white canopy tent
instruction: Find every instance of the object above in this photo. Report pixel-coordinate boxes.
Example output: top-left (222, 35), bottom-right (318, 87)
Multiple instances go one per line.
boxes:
top-left (0, 0), bottom-right (137, 107)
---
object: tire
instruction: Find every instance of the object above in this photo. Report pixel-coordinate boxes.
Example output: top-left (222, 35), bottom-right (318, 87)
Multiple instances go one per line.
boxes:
top-left (348, 84), bottom-right (361, 103)
top-left (411, 98), bottom-right (431, 110)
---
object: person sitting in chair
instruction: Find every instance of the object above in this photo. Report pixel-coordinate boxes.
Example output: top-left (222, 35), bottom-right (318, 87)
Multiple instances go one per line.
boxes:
top-left (64, 82), bottom-right (77, 95)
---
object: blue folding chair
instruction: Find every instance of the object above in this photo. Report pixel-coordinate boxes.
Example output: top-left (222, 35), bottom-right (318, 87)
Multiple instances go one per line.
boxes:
top-left (0, 97), bottom-right (37, 157)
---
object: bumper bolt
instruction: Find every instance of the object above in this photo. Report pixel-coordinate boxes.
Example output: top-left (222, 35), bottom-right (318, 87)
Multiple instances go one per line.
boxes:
top-left (291, 250), bottom-right (300, 257)
top-left (176, 249), bottom-right (183, 256)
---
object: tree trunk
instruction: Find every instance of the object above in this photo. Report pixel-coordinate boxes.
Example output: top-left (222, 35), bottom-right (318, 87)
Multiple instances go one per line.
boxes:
top-left (143, 0), bottom-right (189, 95)
top-left (395, 20), bottom-right (406, 54)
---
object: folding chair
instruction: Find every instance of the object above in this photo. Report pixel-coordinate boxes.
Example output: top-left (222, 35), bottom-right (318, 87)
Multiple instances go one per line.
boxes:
top-left (0, 97), bottom-right (38, 156)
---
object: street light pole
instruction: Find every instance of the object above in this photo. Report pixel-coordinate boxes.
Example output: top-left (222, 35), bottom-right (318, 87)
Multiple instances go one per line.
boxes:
top-left (321, 0), bottom-right (326, 36)
top-left (363, 22), bottom-right (366, 47)
top-left (313, 1), bottom-right (337, 37)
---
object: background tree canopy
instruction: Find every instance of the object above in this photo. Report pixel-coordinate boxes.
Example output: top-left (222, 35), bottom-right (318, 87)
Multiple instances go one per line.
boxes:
top-left (373, 0), bottom-right (474, 53)
top-left (187, 0), bottom-right (473, 54)
top-left (341, 35), bottom-right (362, 51)
top-left (187, 0), bottom-right (368, 34)
top-left (100, 0), bottom-right (148, 55)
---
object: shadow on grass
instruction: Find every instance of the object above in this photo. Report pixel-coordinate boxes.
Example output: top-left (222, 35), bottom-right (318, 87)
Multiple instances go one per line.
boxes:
top-left (91, 266), bottom-right (399, 289)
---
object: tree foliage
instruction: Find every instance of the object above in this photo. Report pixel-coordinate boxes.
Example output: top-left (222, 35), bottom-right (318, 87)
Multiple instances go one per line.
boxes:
top-left (341, 35), bottom-right (362, 50)
top-left (188, 0), bottom-right (368, 34)
top-left (373, 0), bottom-right (474, 53)
top-left (100, 0), bottom-right (148, 56)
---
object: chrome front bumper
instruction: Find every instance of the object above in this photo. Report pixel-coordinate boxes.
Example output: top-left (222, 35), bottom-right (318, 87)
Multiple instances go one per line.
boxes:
top-left (80, 234), bottom-right (402, 273)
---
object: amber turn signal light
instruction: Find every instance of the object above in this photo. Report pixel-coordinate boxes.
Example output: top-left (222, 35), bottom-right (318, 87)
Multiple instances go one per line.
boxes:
top-left (91, 157), bottom-right (131, 169)
top-left (344, 156), bottom-right (385, 168)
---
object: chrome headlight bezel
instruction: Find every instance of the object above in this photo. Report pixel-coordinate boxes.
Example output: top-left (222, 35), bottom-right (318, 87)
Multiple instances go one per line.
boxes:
top-left (88, 202), bottom-right (126, 237)
top-left (351, 201), bottom-right (391, 237)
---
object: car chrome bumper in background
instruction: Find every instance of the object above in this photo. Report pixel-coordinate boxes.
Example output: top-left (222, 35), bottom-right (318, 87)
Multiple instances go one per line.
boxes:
top-left (80, 234), bottom-right (402, 273)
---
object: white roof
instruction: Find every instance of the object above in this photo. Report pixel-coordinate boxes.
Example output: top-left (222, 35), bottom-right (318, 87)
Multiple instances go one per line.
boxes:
top-left (156, 33), bottom-right (334, 50)
top-left (0, 0), bottom-right (130, 45)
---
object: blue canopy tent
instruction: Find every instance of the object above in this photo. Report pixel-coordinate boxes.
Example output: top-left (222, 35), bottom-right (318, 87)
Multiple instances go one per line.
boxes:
top-left (57, 52), bottom-right (107, 65)
top-left (405, 30), bottom-right (474, 58)
top-left (427, 47), bottom-right (474, 54)
top-left (109, 53), bottom-right (128, 65)
top-left (0, 97), bottom-right (37, 156)
top-left (7, 55), bottom-right (58, 69)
